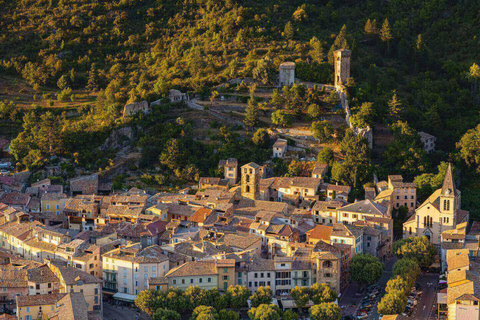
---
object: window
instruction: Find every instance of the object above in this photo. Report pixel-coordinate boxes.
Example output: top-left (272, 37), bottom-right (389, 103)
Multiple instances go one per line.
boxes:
top-left (152, 273), bottom-right (156, 278)
top-left (152, 266), bottom-right (156, 272)
top-left (182, 279), bottom-right (185, 284)
top-left (255, 281), bottom-right (258, 287)
top-left (26, 307), bottom-right (30, 312)
top-left (134, 273), bottom-right (138, 279)
top-left (208, 278), bottom-right (212, 283)
top-left (56, 204), bottom-right (60, 209)
top-left (190, 279), bottom-right (194, 284)
top-left (46, 204), bottom-right (50, 209)
top-left (144, 281), bottom-right (147, 287)
top-left (224, 268), bottom-right (228, 273)
top-left (255, 273), bottom-right (258, 278)
top-left (199, 278), bottom-right (203, 283)
top-left (95, 288), bottom-right (98, 294)
top-left (173, 280), bottom-right (177, 284)
top-left (249, 282), bottom-right (252, 287)
top-left (144, 266), bottom-right (148, 273)
top-left (135, 281), bottom-right (138, 287)
top-left (261, 273), bottom-right (264, 278)
top-left (144, 274), bottom-right (148, 280)
top-left (223, 276), bottom-right (228, 280)
top-left (267, 272), bottom-right (270, 277)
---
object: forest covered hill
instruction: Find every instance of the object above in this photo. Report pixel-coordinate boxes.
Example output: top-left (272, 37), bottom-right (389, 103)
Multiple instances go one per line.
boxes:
top-left (1, 0), bottom-right (480, 216)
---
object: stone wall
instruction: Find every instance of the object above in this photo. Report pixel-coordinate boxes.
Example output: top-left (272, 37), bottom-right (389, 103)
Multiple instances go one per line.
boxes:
top-left (337, 87), bottom-right (373, 149)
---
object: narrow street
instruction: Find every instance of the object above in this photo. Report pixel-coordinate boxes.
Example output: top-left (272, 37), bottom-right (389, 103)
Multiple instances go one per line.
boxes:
top-left (369, 258), bottom-right (396, 320)
top-left (398, 273), bottom-right (439, 320)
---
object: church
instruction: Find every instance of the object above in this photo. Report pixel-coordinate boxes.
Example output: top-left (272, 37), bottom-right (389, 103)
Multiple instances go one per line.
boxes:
top-left (403, 164), bottom-right (469, 245)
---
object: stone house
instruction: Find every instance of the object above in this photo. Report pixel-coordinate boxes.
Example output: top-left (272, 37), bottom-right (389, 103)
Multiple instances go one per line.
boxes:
top-left (272, 139), bottom-right (288, 158)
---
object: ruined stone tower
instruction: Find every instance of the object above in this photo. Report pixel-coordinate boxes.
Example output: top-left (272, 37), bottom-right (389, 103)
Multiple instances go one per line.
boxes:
top-left (279, 62), bottom-right (296, 87)
top-left (334, 49), bottom-right (351, 88)
top-left (241, 162), bottom-right (260, 200)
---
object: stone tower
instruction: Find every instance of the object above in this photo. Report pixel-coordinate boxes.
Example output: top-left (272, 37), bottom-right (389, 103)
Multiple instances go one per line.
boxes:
top-left (279, 62), bottom-right (296, 87)
top-left (241, 162), bottom-right (260, 200)
top-left (334, 49), bottom-right (351, 88)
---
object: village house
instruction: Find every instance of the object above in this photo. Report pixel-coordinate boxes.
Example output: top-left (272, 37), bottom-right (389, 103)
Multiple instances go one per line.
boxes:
top-left (376, 175), bottom-right (416, 211)
top-left (47, 260), bottom-right (103, 313)
top-left (272, 139), bottom-right (288, 158)
top-left (168, 89), bottom-right (187, 103)
top-left (218, 158), bottom-right (239, 184)
top-left (326, 184), bottom-right (351, 201)
top-left (165, 259), bottom-right (235, 292)
top-left (0, 266), bottom-right (28, 313)
top-left (16, 292), bottom-right (66, 320)
top-left (312, 163), bottom-right (329, 179)
top-left (102, 243), bottom-right (169, 302)
top-left (311, 200), bottom-right (347, 224)
top-left (419, 131), bottom-right (436, 153)
top-left (26, 264), bottom-right (60, 295)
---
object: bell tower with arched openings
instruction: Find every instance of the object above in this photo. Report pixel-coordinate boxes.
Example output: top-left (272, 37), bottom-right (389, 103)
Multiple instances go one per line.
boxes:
top-left (241, 162), bottom-right (260, 200)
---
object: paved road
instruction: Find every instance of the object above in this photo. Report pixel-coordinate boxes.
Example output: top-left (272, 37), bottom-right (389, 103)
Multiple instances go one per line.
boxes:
top-left (369, 257), bottom-right (397, 320)
top-left (103, 303), bottom-right (148, 320)
top-left (399, 273), bottom-right (439, 320)
top-left (339, 280), bottom-right (362, 316)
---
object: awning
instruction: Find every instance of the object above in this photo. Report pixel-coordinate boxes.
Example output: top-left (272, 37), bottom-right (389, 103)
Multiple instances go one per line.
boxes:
top-left (113, 292), bottom-right (137, 302)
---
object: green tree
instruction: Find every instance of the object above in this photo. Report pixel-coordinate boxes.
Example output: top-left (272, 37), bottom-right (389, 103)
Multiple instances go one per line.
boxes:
top-left (86, 63), bottom-right (98, 92)
top-left (284, 22), bottom-right (294, 40)
top-left (317, 147), bottom-right (334, 166)
top-left (152, 308), bottom-right (181, 320)
top-left (339, 130), bottom-right (370, 187)
top-left (309, 37), bottom-right (325, 63)
top-left (185, 286), bottom-right (209, 310)
top-left (377, 292), bottom-right (407, 315)
top-left (271, 110), bottom-right (292, 127)
top-left (252, 128), bottom-right (270, 147)
top-left (393, 236), bottom-right (436, 267)
top-left (135, 290), bottom-right (158, 316)
top-left (57, 75), bottom-right (69, 90)
top-left (309, 303), bottom-right (341, 320)
top-left (160, 139), bottom-right (186, 170)
top-left (385, 275), bottom-right (409, 295)
top-left (282, 310), bottom-right (298, 320)
top-left (380, 19), bottom-right (392, 42)
top-left (310, 283), bottom-right (337, 304)
top-left (227, 285), bottom-right (250, 310)
top-left (165, 288), bottom-right (189, 313)
top-left (191, 305), bottom-right (218, 320)
top-left (350, 102), bottom-right (374, 129)
top-left (388, 93), bottom-right (402, 122)
top-left (307, 104), bottom-right (322, 119)
top-left (219, 310), bottom-right (239, 320)
top-left (457, 124), bottom-right (480, 173)
top-left (248, 304), bottom-right (281, 320)
top-left (349, 254), bottom-right (384, 286)
top-left (392, 258), bottom-right (421, 287)
top-left (311, 120), bottom-right (334, 142)
top-left (253, 57), bottom-right (276, 85)
top-left (291, 286), bottom-right (310, 309)
top-left (250, 286), bottom-right (273, 308)
top-left (244, 98), bottom-right (259, 129)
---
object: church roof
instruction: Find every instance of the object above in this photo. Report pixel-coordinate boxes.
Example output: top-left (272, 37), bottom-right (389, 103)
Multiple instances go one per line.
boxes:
top-left (441, 163), bottom-right (457, 197)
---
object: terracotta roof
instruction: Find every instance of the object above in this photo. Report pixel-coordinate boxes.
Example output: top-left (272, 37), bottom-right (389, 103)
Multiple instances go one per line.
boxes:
top-left (103, 244), bottom-right (168, 264)
top-left (221, 233), bottom-right (262, 249)
top-left (306, 225), bottom-right (333, 241)
top-left (339, 199), bottom-right (388, 216)
top-left (273, 139), bottom-right (287, 148)
top-left (53, 264), bottom-right (102, 285)
top-left (446, 249), bottom-right (470, 271)
top-left (48, 292), bottom-right (90, 320)
top-left (189, 207), bottom-right (214, 223)
top-left (0, 314), bottom-right (16, 320)
top-left (0, 192), bottom-right (30, 206)
top-left (327, 184), bottom-right (351, 193)
top-left (166, 260), bottom-right (219, 277)
top-left (17, 292), bottom-right (66, 307)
